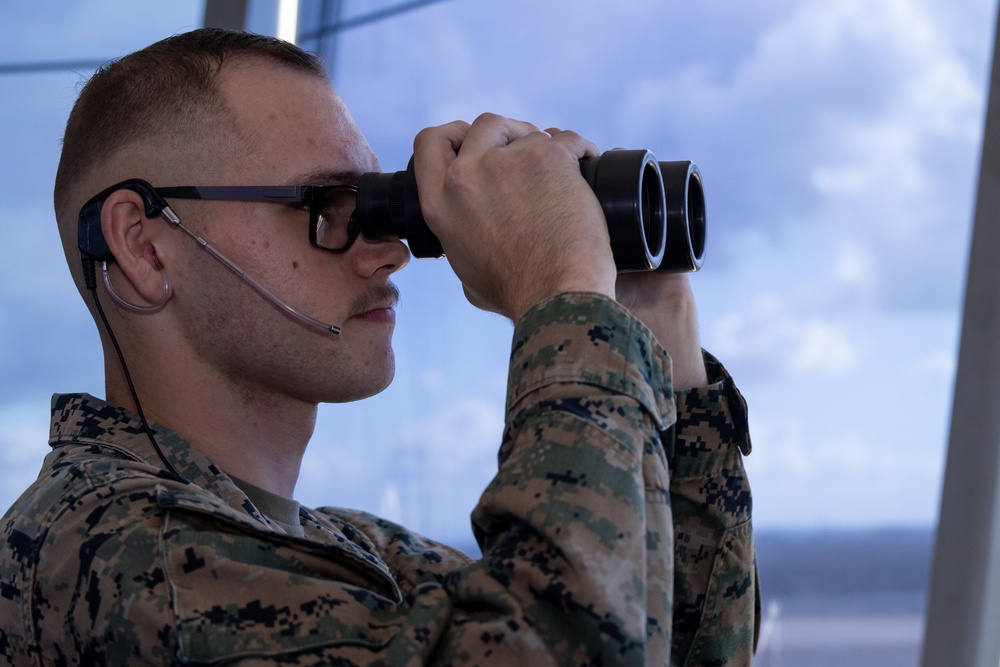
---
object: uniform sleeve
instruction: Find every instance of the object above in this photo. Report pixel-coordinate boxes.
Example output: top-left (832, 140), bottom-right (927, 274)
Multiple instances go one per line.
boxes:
top-left (668, 351), bottom-right (759, 666)
top-left (447, 292), bottom-right (678, 664)
top-left (332, 292), bottom-right (679, 665)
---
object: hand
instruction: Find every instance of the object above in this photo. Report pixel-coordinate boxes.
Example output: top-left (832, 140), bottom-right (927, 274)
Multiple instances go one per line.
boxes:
top-left (412, 113), bottom-right (618, 322)
top-left (616, 272), bottom-right (708, 390)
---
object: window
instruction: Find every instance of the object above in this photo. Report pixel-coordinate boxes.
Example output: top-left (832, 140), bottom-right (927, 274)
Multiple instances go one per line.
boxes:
top-left (1, 1), bottom-right (993, 663)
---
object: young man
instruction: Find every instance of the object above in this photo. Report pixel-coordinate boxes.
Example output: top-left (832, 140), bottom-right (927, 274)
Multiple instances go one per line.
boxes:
top-left (0, 29), bottom-right (757, 665)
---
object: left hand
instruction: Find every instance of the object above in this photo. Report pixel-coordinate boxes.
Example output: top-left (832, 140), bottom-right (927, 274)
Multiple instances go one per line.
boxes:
top-left (616, 272), bottom-right (708, 391)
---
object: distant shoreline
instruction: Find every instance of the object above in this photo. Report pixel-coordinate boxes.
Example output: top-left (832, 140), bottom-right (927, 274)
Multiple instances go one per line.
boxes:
top-left (755, 526), bottom-right (934, 605)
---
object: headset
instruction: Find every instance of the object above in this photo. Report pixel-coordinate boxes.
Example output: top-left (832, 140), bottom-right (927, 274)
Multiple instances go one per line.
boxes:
top-left (77, 179), bottom-right (184, 477)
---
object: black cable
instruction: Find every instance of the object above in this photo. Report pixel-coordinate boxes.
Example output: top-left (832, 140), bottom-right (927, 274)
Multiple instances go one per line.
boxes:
top-left (83, 258), bottom-right (182, 478)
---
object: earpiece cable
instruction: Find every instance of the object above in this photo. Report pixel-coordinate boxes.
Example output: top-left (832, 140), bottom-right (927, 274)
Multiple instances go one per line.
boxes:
top-left (83, 257), bottom-right (183, 478)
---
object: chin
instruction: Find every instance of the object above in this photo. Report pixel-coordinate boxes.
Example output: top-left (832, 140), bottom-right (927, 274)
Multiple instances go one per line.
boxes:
top-left (324, 357), bottom-right (395, 404)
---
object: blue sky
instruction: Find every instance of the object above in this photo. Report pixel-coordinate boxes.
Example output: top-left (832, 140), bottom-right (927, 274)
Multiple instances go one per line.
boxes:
top-left (0, 0), bottom-right (996, 543)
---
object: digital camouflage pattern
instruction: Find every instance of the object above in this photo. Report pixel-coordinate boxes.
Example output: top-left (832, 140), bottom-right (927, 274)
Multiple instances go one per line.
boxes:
top-left (0, 292), bottom-right (756, 665)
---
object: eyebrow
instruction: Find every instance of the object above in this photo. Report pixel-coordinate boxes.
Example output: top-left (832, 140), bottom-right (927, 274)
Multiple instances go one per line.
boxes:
top-left (286, 168), bottom-right (368, 186)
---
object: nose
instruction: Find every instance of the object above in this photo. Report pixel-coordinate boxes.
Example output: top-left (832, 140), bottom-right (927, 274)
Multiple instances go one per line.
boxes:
top-left (350, 234), bottom-right (411, 277)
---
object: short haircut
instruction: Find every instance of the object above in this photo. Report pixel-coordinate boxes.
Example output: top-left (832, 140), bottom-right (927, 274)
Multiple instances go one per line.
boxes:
top-left (53, 28), bottom-right (328, 224)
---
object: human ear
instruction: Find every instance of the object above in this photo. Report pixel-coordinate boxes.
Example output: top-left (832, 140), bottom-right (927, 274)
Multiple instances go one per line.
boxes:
top-left (99, 188), bottom-right (171, 309)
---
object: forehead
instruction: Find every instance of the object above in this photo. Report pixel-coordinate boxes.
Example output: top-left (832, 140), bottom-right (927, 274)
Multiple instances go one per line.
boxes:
top-left (216, 59), bottom-right (378, 184)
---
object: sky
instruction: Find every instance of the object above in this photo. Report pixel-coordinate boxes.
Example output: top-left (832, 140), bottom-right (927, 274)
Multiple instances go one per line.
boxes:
top-left (0, 0), bottom-right (996, 546)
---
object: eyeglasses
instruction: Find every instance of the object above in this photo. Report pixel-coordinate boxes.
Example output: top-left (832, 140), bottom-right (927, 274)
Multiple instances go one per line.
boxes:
top-left (155, 184), bottom-right (361, 253)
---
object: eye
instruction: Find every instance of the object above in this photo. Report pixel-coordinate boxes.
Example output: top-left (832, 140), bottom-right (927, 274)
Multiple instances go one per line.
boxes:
top-left (313, 188), bottom-right (359, 251)
top-left (319, 188), bottom-right (357, 219)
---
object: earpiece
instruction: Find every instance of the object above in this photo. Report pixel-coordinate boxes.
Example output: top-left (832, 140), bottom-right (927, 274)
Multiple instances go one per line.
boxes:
top-left (78, 179), bottom-right (170, 261)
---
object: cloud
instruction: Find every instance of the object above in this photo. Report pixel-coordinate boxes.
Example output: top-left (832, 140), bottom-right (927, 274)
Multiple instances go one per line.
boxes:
top-left (400, 397), bottom-right (502, 459)
top-left (0, 401), bottom-right (52, 512)
top-left (904, 349), bottom-right (957, 381)
top-left (615, 0), bottom-right (984, 312)
top-left (711, 292), bottom-right (859, 378)
top-left (297, 394), bottom-right (502, 543)
top-left (744, 412), bottom-right (944, 528)
top-left (334, 0), bottom-right (985, 314)
top-left (0, 0), bottom-right (989, 538)
top-left (832, 242), bottom-right (878, 299)
top-left (0, 200), bottom-right (103, 404)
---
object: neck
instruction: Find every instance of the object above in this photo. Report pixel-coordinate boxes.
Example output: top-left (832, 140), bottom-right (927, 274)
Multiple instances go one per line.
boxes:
top-left (104, 348), bottom-right (317, 500)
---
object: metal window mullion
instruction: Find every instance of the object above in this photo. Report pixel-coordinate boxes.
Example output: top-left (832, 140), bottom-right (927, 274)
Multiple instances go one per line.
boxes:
top-left (920, 5), bottom-right (1000, 666)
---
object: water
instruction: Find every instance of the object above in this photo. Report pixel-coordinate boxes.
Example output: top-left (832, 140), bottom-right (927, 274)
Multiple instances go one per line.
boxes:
top-left (753, 528), bottom-right (933, 666)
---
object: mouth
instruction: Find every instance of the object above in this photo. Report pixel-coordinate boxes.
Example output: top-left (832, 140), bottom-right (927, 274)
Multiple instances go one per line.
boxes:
top-left (348, 283), bottom-right (400, 321)
top-left (355, 302), bottom-right (395, 318)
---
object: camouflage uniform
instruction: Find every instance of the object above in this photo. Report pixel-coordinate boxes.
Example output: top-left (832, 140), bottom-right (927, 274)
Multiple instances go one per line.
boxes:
top-left (0, 293), bottom-right (756, 665)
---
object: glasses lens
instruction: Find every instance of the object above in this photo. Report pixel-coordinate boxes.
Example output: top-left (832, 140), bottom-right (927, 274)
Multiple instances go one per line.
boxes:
top-left (314, 186), bottom-right (358, 251)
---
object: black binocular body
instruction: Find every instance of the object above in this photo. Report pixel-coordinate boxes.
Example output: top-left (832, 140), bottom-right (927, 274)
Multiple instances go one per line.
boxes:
top-left (354, 149), bottom-right (706, 273)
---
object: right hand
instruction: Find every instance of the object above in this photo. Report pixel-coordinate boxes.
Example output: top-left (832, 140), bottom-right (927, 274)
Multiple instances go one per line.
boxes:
top-left (411, 113), bottom-right (617, 322)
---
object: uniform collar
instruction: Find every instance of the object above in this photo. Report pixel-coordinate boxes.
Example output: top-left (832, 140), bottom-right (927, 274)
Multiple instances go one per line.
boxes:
top-left (48, 392), bottom-right (253, 517)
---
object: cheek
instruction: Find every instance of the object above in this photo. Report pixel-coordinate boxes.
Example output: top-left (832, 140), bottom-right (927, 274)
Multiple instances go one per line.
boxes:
top-left (233, 224), bottom-right (308, 283)
top-left (248, 237), bottom-right (272, 251)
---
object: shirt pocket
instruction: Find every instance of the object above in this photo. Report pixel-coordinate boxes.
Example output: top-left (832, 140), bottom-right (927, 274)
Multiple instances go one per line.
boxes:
top-left (158, 489), bottom-right (406, 664)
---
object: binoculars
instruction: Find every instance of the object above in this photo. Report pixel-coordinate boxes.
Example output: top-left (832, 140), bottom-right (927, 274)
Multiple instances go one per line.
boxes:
top-left (354, 150), bottom-right (706, 273)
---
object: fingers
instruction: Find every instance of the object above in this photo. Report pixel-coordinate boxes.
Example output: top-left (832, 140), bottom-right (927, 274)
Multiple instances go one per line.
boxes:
top-left (544, 127), bottom-right (600, 159)
top-left (456, 113), bottom-right (542, 157)
top-left (411, 119), bottom-right (469, 202)
top-left (410, 112), bottom-right (617, 320)
top-left (417, 114), bottom-right (598, 158)
top-left (412, 114), bottom-right (537, 176)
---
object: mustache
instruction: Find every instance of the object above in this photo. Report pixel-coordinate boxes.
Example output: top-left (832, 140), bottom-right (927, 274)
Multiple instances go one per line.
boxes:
top-left (348, 281), bottom-right (400, 316)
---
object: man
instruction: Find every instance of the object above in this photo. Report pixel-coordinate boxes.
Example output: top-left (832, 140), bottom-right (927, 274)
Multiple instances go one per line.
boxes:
top-left (0, 28), bottom-right (757, 665)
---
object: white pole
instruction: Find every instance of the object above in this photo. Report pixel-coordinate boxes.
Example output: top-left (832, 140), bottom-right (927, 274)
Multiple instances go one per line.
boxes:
top-left (277, 0), bottom-right (300, 44)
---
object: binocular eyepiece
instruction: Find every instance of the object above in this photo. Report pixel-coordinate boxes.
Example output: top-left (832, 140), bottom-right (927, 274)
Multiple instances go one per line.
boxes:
top-left (354, 150), bottom-right (706, 273)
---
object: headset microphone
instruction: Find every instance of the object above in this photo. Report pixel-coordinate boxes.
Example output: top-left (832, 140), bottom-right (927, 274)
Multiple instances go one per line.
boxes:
top-left (170, 224), bottom-right (343, 335)
top-left (78, 179), bottom-right (343, 335)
